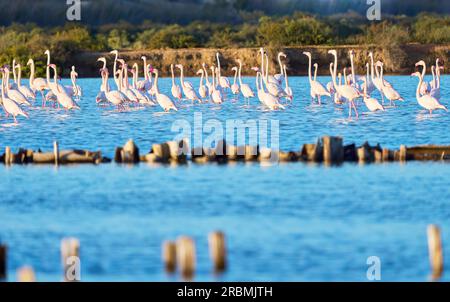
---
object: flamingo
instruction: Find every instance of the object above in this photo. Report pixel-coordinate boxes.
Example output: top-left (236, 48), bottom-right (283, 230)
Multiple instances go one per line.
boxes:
top-left (360, 63), bottom-right (375, 95)
top-left (116, 59), bottom-right (139, 103)
top-left (151, 68), bottom-right (178, 112)
top-left (360, 78), bottom-right (384, 112)
top-left (230, 67), bottom-right (240, 95)
top-left (202, 63), bottom-right (213, 97)
top-left (175, 64), bottom-right (200, 103)
top-left (255, 70), bottom-right (284, 111)
top-left (376, 61), bottom-right (403, 106)
top-left (97, 58), bottom-right (110, 93)
top-left (0, 68), bottom-right (28, 123)
top-left (236, 59), bottom-right (255, 106)
top-left (216, 52), bottom-right (230, 90)
top-left (210, 66), bottom-right (224, 104)
top-left (430, 59), bottom-right (443, 100)
top-left (303, 51), bottom-right (330, 104)
top-left (48, 64), bottom-right (79, 110)
top-left (137, 56), bottom-right (152, 91)
top-left (3, 66), bottom-right (31, 107)
top-left (109, 50), bottom-right (121, 89)
top-left (260, 50), bottom-right (284, 98)
top-left (368, 52), bottom-right (391, 103)
top-left (100, 68), bottom-right (126, 111)
top-left (196, 69), bottom-right (208, 99)
top-left (329, 50), bottom-right (361, 118)
top-left (130, 64), bottom-right (155, 106)
top-left (67, 66), bottom-right (82, 98)
top-left (14, 63), bottom-right (36, 100)
top-left (273, 52), bottom-right (287, 84)
top-left (27, 58), bottom-right (48, 105)
top-left (411, 71), bottom-right (447, 114)
top-left (283, 64), bottom-right (293, 101)
top-left (170, 64), bottom-right (182, 101)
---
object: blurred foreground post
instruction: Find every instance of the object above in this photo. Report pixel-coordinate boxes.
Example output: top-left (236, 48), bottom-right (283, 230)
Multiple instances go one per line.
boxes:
top-left (162, 241), bottom-right (177, 273)
top-left (0, 244), bottom-right (6, 279)
top-left (427, 224), bottom-right (444, 280)
top-left (208, 231), bottom-right (227, 272)
top-left (53, 141), bottom-right (59, 166)
top-left (17, 266), bottom-right (36, 282)
top-left (176, 236), bottom-right (196, 279)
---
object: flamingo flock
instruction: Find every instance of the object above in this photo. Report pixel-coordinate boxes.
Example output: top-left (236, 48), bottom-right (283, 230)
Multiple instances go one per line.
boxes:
top-left (0, 48), bottom-right (447, 124)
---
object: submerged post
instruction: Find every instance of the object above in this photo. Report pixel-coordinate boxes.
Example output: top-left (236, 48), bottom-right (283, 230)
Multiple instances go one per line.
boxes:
top-left (61, 237), bottom-right (80, 282)
top-left (162, 241), bottom-right (177, 273)
top-left (53, 141), bottom-right (59, 166)
top-left (17, 266), bottom-right (36, 282)
top-left (208, 231), bottom-right (227, 272)
top-left (0, 244), bottom-right (6, 280)
top-left (323, 136), bottom-right (343, 164)
top-left (5, 146), bottom-right (11, 165)
top-left (427, 224), bottom-right (444, 280)
top-left (176, 236), bottom-right (196, 279)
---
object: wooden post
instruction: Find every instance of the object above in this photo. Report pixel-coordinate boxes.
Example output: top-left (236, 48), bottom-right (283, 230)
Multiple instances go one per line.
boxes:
top-left (0, 244), bottom-right (6, 280)
top-left (323, 136), bottom-right (343, 163)
top-left (61, 237), bottom-right (80, 282)
top-left (5, 146), bottom-right (11, 165)
top-left (162, 241), bottom-right (177, 273)
top-left (427, 224), bottom-right (444, 280)
top-left (176, 236), bottom-right (196, 278)
top-left (399, 145), bottom-right (407, 162)
top-left (53, 141), bottom-right (59, 166)
top-left (17, 266), bottom-right (36, 282)
top-left (208, 231), bottom-right (227, 272)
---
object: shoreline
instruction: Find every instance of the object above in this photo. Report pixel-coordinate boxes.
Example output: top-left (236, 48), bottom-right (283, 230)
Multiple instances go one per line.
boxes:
top-left (69, 44), bottom-right (450, 78)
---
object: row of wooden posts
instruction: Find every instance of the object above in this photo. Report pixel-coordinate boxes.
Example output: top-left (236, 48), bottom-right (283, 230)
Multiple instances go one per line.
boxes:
top-left (2, 137), bottom-right (450, 166)
top-left (0, 225), bottom-right (445, 281)
top-left (0, 231), bottom-right (226, 281)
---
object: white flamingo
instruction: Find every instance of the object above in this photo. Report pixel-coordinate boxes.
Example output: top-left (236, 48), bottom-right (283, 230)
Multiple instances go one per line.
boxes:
top-left (0, 68), bottom-right (28, 123)
top-left (360, 78), bottom-right (384, 112)
top-left (170, 64), bottom-right (182, 101)
top-left (152, 68), bottom-right (178, 112)
top-left (14, 63), bottom-right (35, 100)
top-left (196, 68), bottom-right (208, 99)
top-left (230, 67), bottom-right (240, 95)
top-left (303, 51), bottom-right (330, 104)
top-left (97, 57), bottom-right (110, 93)
top-left (216, 52), bottom-right (230, 90)
top-left (202, 63), bottom-right (213, 97)
top-left (236, 59), bottom-right (255, 106)
top-left (283, 64), bottom-right (293, 101)
top-left (430, 59), bottom-right (443, 100)
top-left (273, 52), bottom-right (287, 84)
top-left (130, 64), bottom-right (155, 106)
top-left (3, 66), bottom-right (31, 107)
top-left (27, 58), bottom-right (48, 105)
top-left (210, 66), bottom-right (224, 104)
top-left (262, 51), bottom-right (285, 98)
top-left (411, 71), bottom-right (447, 114)
top-left (48, 64), bottom-right (79, 110)
top-left (116, 60), bottom-right (139, 103)
top-left (100, 68), bottom-right (126, 110)
top-left (137, 56), bottom-right (152, 91)
top-left (376, 61), bottom-right (403, 106)
top-left (329, 50), bottom-right (361, 118)
top-left (175, 64), bottom-right (200, 103)
top-left (255, 71), bottom-right (284, 111)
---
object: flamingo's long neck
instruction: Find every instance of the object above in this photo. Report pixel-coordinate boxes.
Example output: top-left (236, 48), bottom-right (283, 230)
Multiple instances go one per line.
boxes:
top-left (307, 55), bottom-right (313, 84)
top-left (436, 61), bottom-right (441, 88)
top-left (103, 71), bottom-right (110, 93)
top-left (265, 54), bottom-right (269, 82)
top-left (211, 68), bottom-right (216, 89)
top-left (420, 62), bottom-right (426, 80)
top-left (52, 67), bottom-right (61, 93)
top-left (17, 65), bottom-right (22, 88)
top-left (12, 61), bottom-right (17, 83)
top-left (350, 52), bottom-right (356, 85)
top-left (29, 61), bottom-right (35, 86)
top-left (238, 61), bottom-right (243, 86)
top-left (255, 72), bottom-right (260, 91)
top-left (260, 50), bottom-right (265, 82)
top-left (179, 66), bottom-right (185, 87)
top-left (1, 71), bottom-right (5, 100)
top-left (284, 65), bottom-right (289, 89)
top-left (154, 71), bottom-right (159, 94)
top-left (314, 65), bottom-right (318, 82)
top-left (143, 58), bottom-right (148, 81)
top-left (431, 66), bottom-right (436, 87)
top-left (216, 54), bottom-right (221, 78)
top-left (278, 53), bottom-right (284, 76)
top-left (233, 69), bottom-right (237, 85)
top-left (199, 71), bottom-right (204, 86)
top-left (203, 66), bottom-right (210, 86)
top-left (171, 65), bottom-right (175, 85)
top-left (416, 74), bottom-right (422, 100)
top-left (259, 71), bottom-right (265, 93)
top-left (113, 53), bottom-right (119, 87)
top-left (71, 72), bottom-right (76, 89)
top-left (123, 65), bottom-right (130, 89)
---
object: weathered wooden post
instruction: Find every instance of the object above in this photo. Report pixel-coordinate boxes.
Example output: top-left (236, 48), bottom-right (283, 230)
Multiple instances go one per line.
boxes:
top-left (122, 139), bottom-right (140, 163)
top-left (162, 241), bottom-right (177, 273)
top-left (208, 231), bottom-right (227, 272)
top-left (61, 237), bottom-right (80, 282)
top-left (399, 145), bottom-right (407, 162)
top-left (176, 236), bottom-right (196, 278)
top-left (323, 136), bottom-right (343, 164)
top-left (5, 146), bottom-right (11, 165)
top-left (427, 224), bottom-right (444, 280)
top-left (17, 266), bottom-right (36, 282)
top-left (53, 141), bottom-right (59, 166)
top-left (0, 244), bottom-right (6, 280)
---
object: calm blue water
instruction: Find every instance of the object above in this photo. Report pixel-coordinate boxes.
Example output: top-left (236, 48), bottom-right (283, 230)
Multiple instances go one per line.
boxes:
top-left (0, 75), bottom-right (449, 281)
